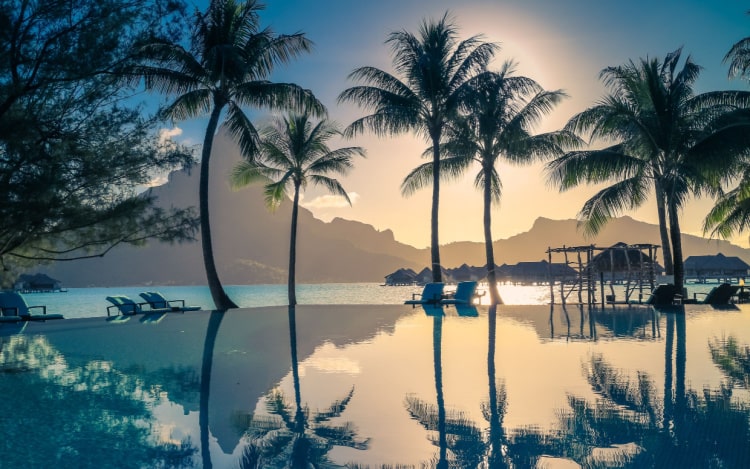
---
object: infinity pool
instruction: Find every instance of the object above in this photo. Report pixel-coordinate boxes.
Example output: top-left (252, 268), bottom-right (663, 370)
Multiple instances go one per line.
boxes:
top-left (1, 304), bottom-right (749, 468)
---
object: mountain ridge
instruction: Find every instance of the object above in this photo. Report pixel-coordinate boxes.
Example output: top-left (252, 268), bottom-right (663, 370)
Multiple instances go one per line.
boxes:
top-left (40, 131), bottom-right (750, 286)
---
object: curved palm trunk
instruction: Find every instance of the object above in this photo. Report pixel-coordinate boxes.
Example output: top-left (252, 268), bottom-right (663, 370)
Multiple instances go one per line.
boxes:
top-left (655, 181), bottom-right (674, 276)
top-left (199, 310), bottom-right (226, 469)
top-left (288, 184), bottom-right (300, 306)
top-left (201, 105), bottom-right (238, 309)
top-left (431, 136), bottom-right (442, 283)
top-left (667, 201), bottom-right (685, 292)
top-left (483, 166), bottom-right (501, 305)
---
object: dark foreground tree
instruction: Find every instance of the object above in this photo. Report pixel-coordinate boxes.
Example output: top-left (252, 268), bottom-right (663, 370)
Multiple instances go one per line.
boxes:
top-left (339, 12), bottom-right (497, 283)
top-left (231, 113), bottom-right (364, 306)
top-left (135, 0), bottom-right (323, 309)
top-left (0, 0), bottom-right (198, 286)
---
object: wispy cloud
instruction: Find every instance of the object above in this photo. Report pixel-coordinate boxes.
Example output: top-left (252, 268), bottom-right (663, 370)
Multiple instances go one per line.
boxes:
top-left (158, 127), bottom-right (183, 146)
top-left (301, 192), bottom-right (360, 210)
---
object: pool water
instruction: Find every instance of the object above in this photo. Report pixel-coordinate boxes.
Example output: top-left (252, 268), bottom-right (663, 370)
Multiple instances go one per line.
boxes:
top-left (1, 303), bottom-right (749, 468)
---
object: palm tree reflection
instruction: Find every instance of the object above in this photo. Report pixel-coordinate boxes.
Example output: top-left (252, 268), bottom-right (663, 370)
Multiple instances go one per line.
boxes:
top-left (241, 306), bottom-right (368, 468)
top-left (548, 312), bottom-right (750, 467)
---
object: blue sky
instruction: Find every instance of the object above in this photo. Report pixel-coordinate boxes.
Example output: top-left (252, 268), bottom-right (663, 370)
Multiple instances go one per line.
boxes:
top-left (170, 0), bottom-right (750, 248)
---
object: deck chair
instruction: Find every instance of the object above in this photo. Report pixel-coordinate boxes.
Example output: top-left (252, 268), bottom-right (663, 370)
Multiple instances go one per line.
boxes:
top-left (441, 281), bottom-right (484, 305)
top-left (694, 283), bottom-right (739, 305)
top-left (0, 291), bottom-right (64, 321)
top-left (643, 284), bottom-right (682, 306)
top-left (105, 295), bottom-right (171, 317)
top-left (139, 291), bottom-right (201, 312)
top-left (405, 283), bottom-right (445, 305)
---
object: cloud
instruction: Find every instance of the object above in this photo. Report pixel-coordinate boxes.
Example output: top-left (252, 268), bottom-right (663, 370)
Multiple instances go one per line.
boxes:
top-left (301, 192), bottom-right (360, 210)
top-left (158, 127), bottom-right (183, 145)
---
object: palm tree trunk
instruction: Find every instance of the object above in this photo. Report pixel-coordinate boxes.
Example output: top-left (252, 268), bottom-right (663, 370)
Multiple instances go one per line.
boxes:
top-left (668, 201), bottom-right (685, 292)
top-left (431, 135), bottom-right (442, 283)
top-left (201, 105), bottom-right (238, 310)
top-left (288, 306), bottom-right (304, 431)
top-left (483, 166), bottom-right (501, 305)
top-left (289, 184), bottom-right (300, 306)
top-left (433, 314), bottom-right (448, 468)
top-left (655, 181), bottom-right (674, 276)
top-left (200, 310), bottom-right (225, 469)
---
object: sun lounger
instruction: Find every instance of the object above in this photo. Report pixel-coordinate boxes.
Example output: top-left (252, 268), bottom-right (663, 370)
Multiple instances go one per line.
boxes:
top-left (139, 291), bottom-right (201, 312)
top-left (441, 281), bottom-right (484, 305)
top-left (105, 295), bottom-right (171, 317)
top-left (642, 284), bottom-right (683, 306)
top-left (0, 291), bottom-right (64, 321)
top-left (693, 283), bottom-right (740, 305)
top-left (405, 282), bottom-right (445, 305)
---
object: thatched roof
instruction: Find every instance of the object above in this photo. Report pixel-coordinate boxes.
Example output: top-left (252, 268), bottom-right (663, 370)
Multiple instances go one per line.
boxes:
top-left (590, 242), bottom-right (657, 272)
top-left (684, 253), bottom-right (750, 272)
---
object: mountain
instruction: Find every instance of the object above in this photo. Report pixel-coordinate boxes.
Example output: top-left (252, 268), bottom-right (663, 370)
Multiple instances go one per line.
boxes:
top-left (41, 130), bottom-right (750, 287)
top-left (42, 130), bottom-right (428, 287)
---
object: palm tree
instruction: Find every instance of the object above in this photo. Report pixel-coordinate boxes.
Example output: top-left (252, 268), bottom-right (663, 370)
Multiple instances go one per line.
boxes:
top-left (547, 48), bottom-right (750, 292)
top-left (135, 0), bottom-right (323, 309)
top-left (240, 306), bottom-right (369, 468)
top-left (403, 62), bottom-right (575, 304)
top-left (338, 12), bottom-right (497, 283)
top-left (231, 113), bottom-right (364, 306)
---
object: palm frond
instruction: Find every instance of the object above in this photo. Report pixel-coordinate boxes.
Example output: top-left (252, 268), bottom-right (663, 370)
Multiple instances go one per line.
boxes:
top-left (578, 176), bottom-right (649, 237)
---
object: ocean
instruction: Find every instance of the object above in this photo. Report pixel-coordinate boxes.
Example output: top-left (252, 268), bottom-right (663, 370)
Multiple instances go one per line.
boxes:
top-left (20, 282), bottom-right (722, 319)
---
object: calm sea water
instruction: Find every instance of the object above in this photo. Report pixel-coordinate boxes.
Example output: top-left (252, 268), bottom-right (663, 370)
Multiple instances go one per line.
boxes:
top-left (28, 282), bottom-right (721, 319)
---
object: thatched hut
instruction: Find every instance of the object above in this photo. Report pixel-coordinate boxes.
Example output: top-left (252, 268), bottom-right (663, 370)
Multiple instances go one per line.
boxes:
top-left (684, 253), bottom-right (750, 282)
top-left (384, 268), bottom-right (417, 286)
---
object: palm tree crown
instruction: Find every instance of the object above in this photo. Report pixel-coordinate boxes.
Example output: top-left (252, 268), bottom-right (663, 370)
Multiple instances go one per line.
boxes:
top-left (338, 12), bottom-right (497, 282)
top-left (135, 0), bottom-right (323, 309)
top-left (547, 48), bottom-right (750, 291)
top-left (404, 62), bottom-right (574, 304)
top-left (231, 113), bottom-right (365, 305)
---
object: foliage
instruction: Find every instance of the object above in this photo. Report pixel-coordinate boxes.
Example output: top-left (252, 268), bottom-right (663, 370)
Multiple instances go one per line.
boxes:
top-left (338, 12), bottom-right (497, 283)
top-left (231, 112), bottom-right (364, 305)
top-left (240, 386), bottom-right (368, 468)
top-left (134, 0), bottom-right (323, 308)
top-left (546, 48), bottom-right (750, 289)
top-left (0, 0), bottom-right (198, 284)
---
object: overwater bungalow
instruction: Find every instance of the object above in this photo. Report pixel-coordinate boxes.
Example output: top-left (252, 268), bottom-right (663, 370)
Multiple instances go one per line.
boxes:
top-left (684, 253), bottom-right (750, 283)
top-left (13, 273), bottom-right (65, 293)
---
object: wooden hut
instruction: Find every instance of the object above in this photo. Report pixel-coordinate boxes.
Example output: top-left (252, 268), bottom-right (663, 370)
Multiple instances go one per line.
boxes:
top-left (13, 273), bottom-right (63, 293)
top-left (384, 268), bottom-right (418, 286)
top-left (684, 253), bottom-right (750, 283)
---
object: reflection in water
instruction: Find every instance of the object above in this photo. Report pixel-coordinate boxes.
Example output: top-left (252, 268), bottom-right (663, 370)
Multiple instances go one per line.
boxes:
top-left (710, 334), bottom-right (750, 388)
top-left (548, 313), bottom-right (750, 468)
top-left (406, 308), bottom-right (484, 468)
top-left (0, 335), bottom-right (197, 468)
top-left (240, 306), bottom-right (369, 468)
top-left (3, 304), bottom-right (750, 467)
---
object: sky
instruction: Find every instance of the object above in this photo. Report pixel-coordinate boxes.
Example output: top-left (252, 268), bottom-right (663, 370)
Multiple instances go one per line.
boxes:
top-left (173, 0), bottom-right (750, 249)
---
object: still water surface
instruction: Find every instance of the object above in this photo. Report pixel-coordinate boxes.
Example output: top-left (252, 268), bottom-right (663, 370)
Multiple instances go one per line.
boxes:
top-left (1, 302), bottom-right (749, 468)
top-left (19, 282), bottom-right (720, 319)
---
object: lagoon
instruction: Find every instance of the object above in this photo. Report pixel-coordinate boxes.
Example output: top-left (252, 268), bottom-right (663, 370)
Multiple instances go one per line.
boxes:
top-left (2, 301), bottom-right (750, 468)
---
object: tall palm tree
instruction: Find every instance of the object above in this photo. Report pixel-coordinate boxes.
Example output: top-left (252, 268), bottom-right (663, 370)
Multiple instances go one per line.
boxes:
top-left (135, 0), bottom-right (323, 309)
top-left (240, 306), bottom-right (369, 468)
top-left (547, 48), bottom-right (749, 292)
top-left (338, 12), bottom-right (497, 283)
top-left (403, 62), bottom-right (575, 304)
top-left (231, 113), bottom-right (365, 306)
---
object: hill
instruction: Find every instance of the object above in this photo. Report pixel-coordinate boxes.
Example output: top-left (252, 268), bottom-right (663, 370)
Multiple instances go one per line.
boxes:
top-left (41, 130), bottom-right (750, 286)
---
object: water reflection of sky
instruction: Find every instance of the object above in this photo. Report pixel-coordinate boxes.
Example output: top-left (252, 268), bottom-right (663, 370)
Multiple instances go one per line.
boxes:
top-left (2, 304), bottom-right (750, 467)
